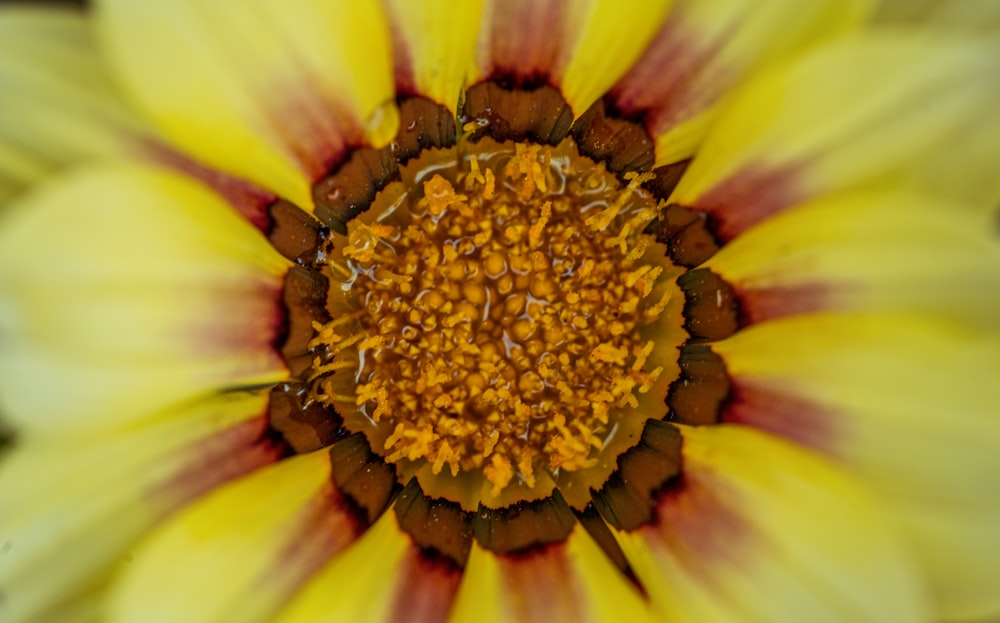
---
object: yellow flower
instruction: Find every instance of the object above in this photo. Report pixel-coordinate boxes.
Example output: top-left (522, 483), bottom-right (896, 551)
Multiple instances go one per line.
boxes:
top-left (2, 1), bottom-right (1000, 622)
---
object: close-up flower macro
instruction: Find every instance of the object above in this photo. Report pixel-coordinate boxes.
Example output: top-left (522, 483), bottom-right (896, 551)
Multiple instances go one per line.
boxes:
top-left (2, 0), bottom-right (1000, 621)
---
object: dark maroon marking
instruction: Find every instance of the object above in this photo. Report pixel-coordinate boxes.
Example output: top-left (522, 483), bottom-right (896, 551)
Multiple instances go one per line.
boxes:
top-left (266, 200), bottom-right (329, 265)
top-left (391, 96), bottom-right (458, 164)
top-left (667, 344), bottom-right (730, 426)
top-left (571, 97), bottom-right (655, 174)
top-left (722, 381), bottom-right (841, 452)
top-left (737, 283), bottom-right (835, 326)
top-left (461, 81), bottom-right (575, 145)
top-left (387, 547), bottom-right (464, 623)
top-left (312, 147), bottom-right (400, 234)
top-left (329, 434), bottom-right (400, 527)
top-left (267, 382), bottom-right (344, 454)
top-left (276, 266), bottom-right (330, 377)
top-left (688, 165), bottom-right (806, 242)
top-left (677, 268), bottom-right (741, 341)
top-left (394, 479), bottom-right (474, 568)
top-left (473, 491), bottom-right (577, 555)
top-left (145, 142), bottom-right (276, 231)
top-left (591, 420), bottom-right (683, 532)
top-left (574, 503), bottom-right (645, 595)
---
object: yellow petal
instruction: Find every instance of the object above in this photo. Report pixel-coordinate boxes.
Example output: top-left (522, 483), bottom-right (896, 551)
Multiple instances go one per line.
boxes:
top-left (94, 0), bottom-right (398, 210)
top-left (874, 0), bottom-right (1000, 35)
top-left (106, 450), bottom-right (362, 623)
top-left (274, 509), bottom-right (462, 623)
top-left (617, 424), bottom-right (929, 622)
top-left (0, 6), bottom-right (280, 226)
top-left (713, 313), bottom-right (1000, 619)
top-left (557, 0), bottom-right (673, 116)
top-left (610, 0), bottom-right (871, 166)
top-left (0, 142), bottom-right (46, 204)
top-left (382, 0), bottom-right (484, 111)
top-left (0, 5), bottom-right (145, 200)
top-left (703, 189), bottom-right (1000, 328)
top-left (449, 526), bottom-right (655, 623)
top-left (0, 165), bottom-right (289, 435)
top-left (671, 32), bottom-right (1000, 239)
top-left (0, 391), bottom-right (281, 623)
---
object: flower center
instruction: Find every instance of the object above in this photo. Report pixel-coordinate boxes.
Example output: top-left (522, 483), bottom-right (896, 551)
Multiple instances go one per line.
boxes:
top-left (308, 138), bottom-right (681, 500)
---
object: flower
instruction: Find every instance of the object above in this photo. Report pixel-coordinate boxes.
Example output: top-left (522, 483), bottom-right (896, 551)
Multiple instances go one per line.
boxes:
top-left (1, 1), bottom-right (999, 622)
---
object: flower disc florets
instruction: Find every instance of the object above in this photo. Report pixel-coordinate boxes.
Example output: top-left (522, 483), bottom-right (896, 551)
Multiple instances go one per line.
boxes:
top-left (309, 139), bottom-right (677, 496)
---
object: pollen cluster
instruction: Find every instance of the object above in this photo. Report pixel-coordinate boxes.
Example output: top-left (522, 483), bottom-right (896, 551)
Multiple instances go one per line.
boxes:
top-left (309, 141), bottom-right (673, 494)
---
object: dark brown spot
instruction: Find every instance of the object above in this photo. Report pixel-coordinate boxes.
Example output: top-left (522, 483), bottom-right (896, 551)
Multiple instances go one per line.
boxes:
top-left (313, 147), bottom-right (400, 234)
top-left (278, 266), bottom-right (330, 377)
top-left (667, 344), bottom-right (730, 426)
top-left (571, 97), bottom-right (654, 174)
top-left (473, 491), bottom-right (577, 555)
top-left (461, 81), bottom-right (574, 145)
top-left (591, 420), bottom-right (683, 531)
top-left (330, 434), bottom-right (400, 526)
top-left (391, 97), bottom-right (458, 164)
top-left (648, 203), bottom-right (721, 268)
top-left (266, 200), bottom-right (329, 265)
top-left (394, 479), bottom-right (474, 567)
top-left (267, 382), bottom-right (343, 454)
top-left (644, 160), bottom-right (691, 200)
top-left (677, 268), bottom-right (740, 341)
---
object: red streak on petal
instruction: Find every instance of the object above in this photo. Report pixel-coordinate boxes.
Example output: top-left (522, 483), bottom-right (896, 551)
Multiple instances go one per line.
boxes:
top-left (257, 481), bottom-right (369, 610)
top-left (643, 474), bottom-right (753, 584)
top-left (183, 278), bottom-right (287, 376)
top-left (153, 414), bottom-right (285, 509)
top-left (736, 282), bottom-right (836, 326)
top-left (144, 142), bottom-right (276, 231)
top-left (385, 14), bottom-right (416, 97)
top-left (498, 544), bottom-right (587, 623)
top-left (387, 548), bottom-right (463, 623)
top-left (690, 164), bottom-right (807, 241)
top-left (270, 80), bottom-right (362, 182)
top-left (612, 13), bottom-right (731, 131)
top-left (722, 381), bottom-right (843, 453)
top-left (484, 0), bottom-right (567, 84)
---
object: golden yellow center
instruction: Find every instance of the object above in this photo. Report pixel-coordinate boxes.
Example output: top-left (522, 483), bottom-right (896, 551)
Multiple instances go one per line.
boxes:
top-left (309, 140), bottom-right (677, 496)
